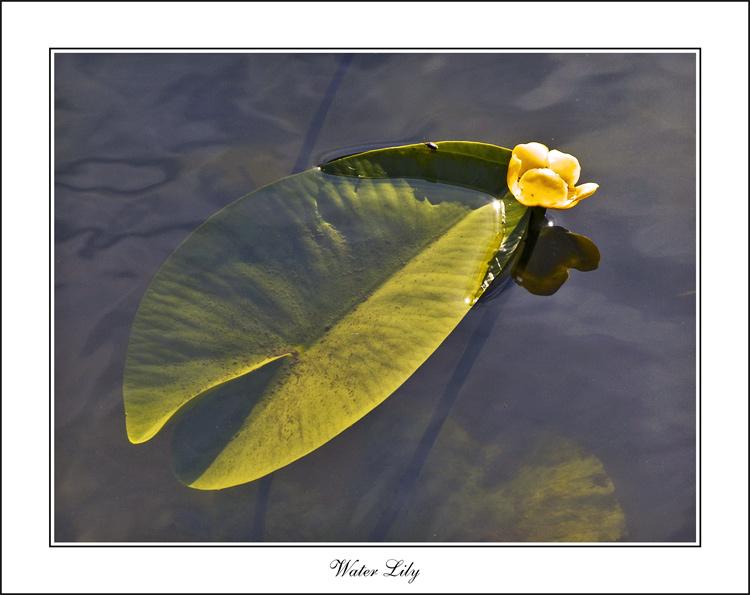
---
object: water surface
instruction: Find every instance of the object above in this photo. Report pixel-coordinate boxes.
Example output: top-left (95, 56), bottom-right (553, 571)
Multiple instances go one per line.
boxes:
top-left (54, 52), bottom-right (696, 542)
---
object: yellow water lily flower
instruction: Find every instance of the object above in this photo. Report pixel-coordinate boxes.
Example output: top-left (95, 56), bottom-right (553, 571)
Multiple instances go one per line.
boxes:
top-left (507, 142), bottom-right (599, 209)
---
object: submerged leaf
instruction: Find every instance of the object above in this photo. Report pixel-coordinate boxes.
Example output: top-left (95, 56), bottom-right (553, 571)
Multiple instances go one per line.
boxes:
top-left (386, 420), bottom-right (627, 542)
top-left (124, 141), bottom-right (530, 489)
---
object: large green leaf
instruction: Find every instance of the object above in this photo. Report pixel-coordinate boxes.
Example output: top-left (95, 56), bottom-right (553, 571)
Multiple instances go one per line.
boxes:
top-left (124, 141), bottom-right (529, 489)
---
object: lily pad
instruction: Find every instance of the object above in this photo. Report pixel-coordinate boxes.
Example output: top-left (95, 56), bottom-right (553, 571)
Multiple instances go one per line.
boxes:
top-left (124, 141), bottom-right (530, 489)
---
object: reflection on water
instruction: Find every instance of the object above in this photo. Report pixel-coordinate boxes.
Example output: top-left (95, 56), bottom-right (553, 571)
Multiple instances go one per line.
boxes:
top-left (54, 52), bottom-right (696, 542)
top-left (511, 208), bottom-right (601, 296)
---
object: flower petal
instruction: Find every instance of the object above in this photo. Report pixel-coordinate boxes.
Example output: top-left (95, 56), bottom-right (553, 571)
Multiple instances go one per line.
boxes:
top-left (573, 182), bottom-right (599, 201)
top-left (507, 154), bottom-right (523, 198)
top-left (517, 168), bottom-right (569, 208)
top-left (557, 183), bottom-right (600, 209)
top-left (512, 142), bottom-right (550, 170)
top-left (548, 149), bottom-right (581, 186)
top-left (555, 198), bottom-right (581, 210)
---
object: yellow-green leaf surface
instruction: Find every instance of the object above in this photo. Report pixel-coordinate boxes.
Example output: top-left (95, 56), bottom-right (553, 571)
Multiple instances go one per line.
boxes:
top-left (124, 141), bottom-right (529, 489)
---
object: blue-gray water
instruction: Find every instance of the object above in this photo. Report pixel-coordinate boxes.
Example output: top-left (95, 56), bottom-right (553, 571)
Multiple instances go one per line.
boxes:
top-left (54, 52), bottom-right (696, 542)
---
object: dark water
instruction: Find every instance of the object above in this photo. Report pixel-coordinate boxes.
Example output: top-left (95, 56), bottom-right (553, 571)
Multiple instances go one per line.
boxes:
top-left (54, 52), bottom-right (696, 542)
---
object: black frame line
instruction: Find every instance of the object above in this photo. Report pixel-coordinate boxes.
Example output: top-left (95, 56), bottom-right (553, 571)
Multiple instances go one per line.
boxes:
top-left (49, 46), bottom-right (701, 549)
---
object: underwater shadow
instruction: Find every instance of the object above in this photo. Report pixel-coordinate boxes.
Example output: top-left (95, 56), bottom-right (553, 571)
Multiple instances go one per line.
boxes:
top-left (370, 209), bottom-right (601, 541)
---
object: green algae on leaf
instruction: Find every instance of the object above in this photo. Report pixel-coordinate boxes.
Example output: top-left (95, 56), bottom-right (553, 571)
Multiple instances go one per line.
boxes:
top-left (124, 141), bottom-right (529, 489)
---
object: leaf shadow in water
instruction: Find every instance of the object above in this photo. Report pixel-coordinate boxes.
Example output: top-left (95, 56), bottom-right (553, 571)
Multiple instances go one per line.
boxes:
top-left (370, 209), bottom-right (601, 541)
top-left (370, 281), bottom-right (512, 541)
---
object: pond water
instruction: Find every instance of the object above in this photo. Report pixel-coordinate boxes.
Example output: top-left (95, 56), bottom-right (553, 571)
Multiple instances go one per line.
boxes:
top-left (54, 51), bottom-right (696, 543)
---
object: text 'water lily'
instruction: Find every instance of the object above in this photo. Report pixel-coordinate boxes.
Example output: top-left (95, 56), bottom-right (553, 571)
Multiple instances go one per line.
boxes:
top-left (507, 142), bottom-right (599, 209)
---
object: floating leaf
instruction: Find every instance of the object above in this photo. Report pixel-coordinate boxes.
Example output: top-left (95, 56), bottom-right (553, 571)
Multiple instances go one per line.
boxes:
top-left (124, 141), bottom-right (530, 489)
